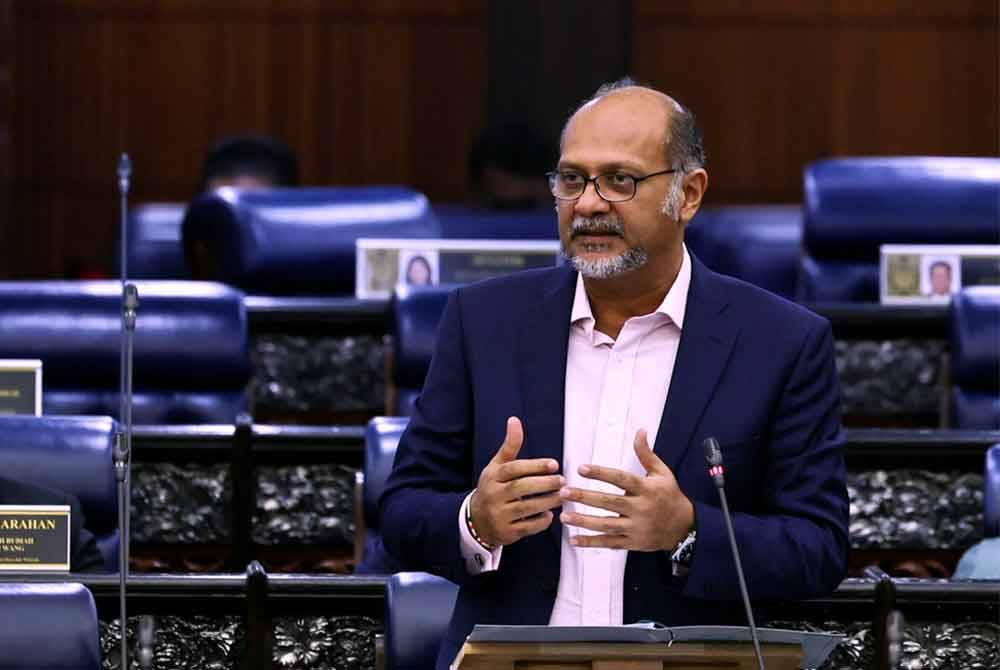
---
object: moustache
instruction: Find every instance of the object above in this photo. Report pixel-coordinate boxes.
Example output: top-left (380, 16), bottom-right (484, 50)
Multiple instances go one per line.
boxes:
top-left (571, 216), bottom-right (624, 237)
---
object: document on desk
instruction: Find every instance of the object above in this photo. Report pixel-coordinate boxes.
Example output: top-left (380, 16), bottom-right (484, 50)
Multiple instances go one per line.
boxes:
top-left (468, 623), bottom-right (843, 669)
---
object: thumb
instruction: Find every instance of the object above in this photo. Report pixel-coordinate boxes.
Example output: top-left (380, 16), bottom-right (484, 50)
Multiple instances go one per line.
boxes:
top-left (495, 416), bottom-right (525, 463)
top-left (634, 429), bottom-right (667, 475)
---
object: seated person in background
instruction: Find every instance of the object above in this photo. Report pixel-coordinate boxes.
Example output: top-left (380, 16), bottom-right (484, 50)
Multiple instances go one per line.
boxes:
top-left (0, 475), bottom-right (105, 572)
top-left (187, 135), bottom-right (300, 279)
top-left (926, 260), bottom-right (954, 297)
top-left (382, 78), bottom-right (849, 669)
top-left (467, 122), bottom-right (556, 210)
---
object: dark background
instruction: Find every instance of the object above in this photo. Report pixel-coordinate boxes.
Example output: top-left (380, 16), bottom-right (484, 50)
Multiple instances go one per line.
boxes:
top-left (0, 0), bottom-right (996, 278)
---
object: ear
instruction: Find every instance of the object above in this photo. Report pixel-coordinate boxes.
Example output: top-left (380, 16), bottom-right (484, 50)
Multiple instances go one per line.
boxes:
top-left (679, 168), bottom-right (708, 225)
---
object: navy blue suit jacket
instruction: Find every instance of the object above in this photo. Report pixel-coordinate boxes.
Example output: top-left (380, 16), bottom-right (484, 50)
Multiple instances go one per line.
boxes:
top-left (380, 257), bottom-right (849, 669)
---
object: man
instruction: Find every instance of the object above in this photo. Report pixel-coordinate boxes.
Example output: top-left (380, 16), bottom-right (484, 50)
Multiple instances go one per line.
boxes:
top-left (927, 261), bottom-right (954, 297)
top-left (0, 476), bottom-right (105, 572)
top-left (381, 79), bottom-right (849, 669)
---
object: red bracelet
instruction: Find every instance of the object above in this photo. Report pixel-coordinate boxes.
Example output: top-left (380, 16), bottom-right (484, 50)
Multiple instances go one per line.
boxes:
top-left (466, 496), bottom-right (498, 551)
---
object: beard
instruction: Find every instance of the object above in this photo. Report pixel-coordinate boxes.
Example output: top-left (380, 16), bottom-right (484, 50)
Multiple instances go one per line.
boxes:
top-left (561, 214), bottom-right (649, 279)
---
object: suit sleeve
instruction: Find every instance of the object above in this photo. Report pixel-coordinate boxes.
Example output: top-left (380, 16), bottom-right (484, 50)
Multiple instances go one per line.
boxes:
top-left (379, 290), bottom-right (478, 584)
top-left (683, 319), bottom-right (849, 601)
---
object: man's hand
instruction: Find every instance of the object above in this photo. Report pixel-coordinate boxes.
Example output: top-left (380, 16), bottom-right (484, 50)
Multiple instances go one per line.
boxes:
top-left (559, 429), bottom-right (694, 551)
top-left (469, 417), bottom-right (564, 547)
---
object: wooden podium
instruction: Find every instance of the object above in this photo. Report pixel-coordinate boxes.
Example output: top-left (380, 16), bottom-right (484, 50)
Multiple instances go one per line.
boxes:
top-left (451, 640), bottom-right (803, 670)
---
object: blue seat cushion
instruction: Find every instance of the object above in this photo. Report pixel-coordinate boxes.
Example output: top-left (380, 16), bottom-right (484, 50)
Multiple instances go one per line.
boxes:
top-left (392, 287), bottom-right (451, 394)
top-left (123, 202), bottom-right (188, 279)
top-left (0, 583), bottom-right (101, 669)
top-left (434, 204), bottom-right (557, 240)
top-left (364, 417), bottom-right (409, 529)
top-left (45, 390), bottom-right (248, 424)
top-left (386, 572), bottom-right (458, 670)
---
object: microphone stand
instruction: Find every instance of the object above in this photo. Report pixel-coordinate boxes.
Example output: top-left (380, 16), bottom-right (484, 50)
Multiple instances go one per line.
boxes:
top-left (703, 438), bottom-right (765, 670)
top-left (114, 153), bottom-right (138, 670)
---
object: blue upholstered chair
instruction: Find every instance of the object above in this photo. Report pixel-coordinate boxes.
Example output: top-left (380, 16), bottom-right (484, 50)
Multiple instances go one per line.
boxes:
top-left (953, 444), bottom-right (1000, 579)
top-left (122, 202), bottom-right (188, 279)
top-left (950, 287), bottom-right (1000, 429)
top-left (0, 415), bottom-right (119, 571)
top-left (800, 157), bottom-right (1000, 302)
top-left (182, 187), bottom-right (441, 295)
top-left (0, 583), bottom-right (101, 669)
top-left (0, 280), bottom-right (251, 424)
top-left (433, 204), bottom-right (557, 240)
top-left (355, 417), bottom-right (408, 574)
top-left (385, 572), bottom-right (459, 670)
top-left (391, 287), bottom-right (451, 417)
top-left (685, 205), bottom-right (802, 300)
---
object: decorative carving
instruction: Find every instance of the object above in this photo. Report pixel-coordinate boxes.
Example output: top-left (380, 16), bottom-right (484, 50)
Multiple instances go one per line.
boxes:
top-left (836, 339), bottom-right (945, 418)
top-left (130, 463), bottom-right (231, 543)
top-left (254, 465), bottom-right (356, 546)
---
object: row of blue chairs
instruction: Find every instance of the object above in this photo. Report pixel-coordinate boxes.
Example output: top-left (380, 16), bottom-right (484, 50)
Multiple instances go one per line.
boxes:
top-left (130, 157), bottom-right (999, 302)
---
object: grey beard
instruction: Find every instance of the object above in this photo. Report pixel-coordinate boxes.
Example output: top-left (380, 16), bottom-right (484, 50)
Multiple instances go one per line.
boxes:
top-left (563, 214), bottom-right (649, 278)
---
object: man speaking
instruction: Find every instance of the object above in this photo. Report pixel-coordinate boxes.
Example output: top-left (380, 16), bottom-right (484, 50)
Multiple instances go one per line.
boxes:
top-left (381, 79), bottom-right (849, 669)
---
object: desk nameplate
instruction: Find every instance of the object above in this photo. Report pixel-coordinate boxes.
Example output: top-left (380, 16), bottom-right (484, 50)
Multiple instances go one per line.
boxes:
top-left (0, 505), bottom-right (70, 571)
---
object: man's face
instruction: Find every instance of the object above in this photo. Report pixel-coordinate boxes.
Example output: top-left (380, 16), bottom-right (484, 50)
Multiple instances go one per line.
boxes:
top-left (556, 93), bottom-right (684, 280)
top-left (930, 265), bottom-right (952, 295)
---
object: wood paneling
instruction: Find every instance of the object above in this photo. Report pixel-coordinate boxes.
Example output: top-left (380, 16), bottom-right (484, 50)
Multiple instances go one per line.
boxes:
top-left (633, 0), bottom-right (999, 204)
top-left (7, 0), bottom-right (487, 277)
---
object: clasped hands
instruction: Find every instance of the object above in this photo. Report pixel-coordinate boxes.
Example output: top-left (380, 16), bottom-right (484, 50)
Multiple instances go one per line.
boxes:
top-left (469, 417), bottom-right (694, 551)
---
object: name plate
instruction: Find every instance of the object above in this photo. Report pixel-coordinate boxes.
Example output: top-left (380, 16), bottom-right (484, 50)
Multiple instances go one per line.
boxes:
top-left (880, 244), bottom-right (1000, 305)
top-left (356, 239), bottom-right (561, 299)
top-left (0, 359), bottom-right (42, 416)
top-left (0, 505), bottom-right (70, 571)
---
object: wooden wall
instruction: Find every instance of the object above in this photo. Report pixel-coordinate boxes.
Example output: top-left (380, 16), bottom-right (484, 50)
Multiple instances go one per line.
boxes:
top-left (3, 0), bottom-right (998, 277)
top-left (7, 0), bottom-right (487, 278)
top-left (633, 0), bottom-right (999, 204)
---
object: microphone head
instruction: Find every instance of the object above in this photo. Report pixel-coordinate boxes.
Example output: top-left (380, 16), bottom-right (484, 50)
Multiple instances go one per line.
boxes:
top-left (703, 437), bottom-right (723, 467)
top-left (117, 153), bottom-right (132, 179)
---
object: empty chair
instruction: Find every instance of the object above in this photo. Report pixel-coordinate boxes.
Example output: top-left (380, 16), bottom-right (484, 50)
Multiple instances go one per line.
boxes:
top-left (953, 444), bottom-right (1000, 579)
top-left (355, 416), bottom-right (408, 574)
top-left (182, 187), bottom-right (441, 295)
top-left (0, 280), bottom-right (251, 424)
top-left (800, 157), bottom-right (1000, 302)
top-left (433, 204), bottom-right (557, 240)
top-left (121, 202), bottom-right (188, 279)
top-left (0, 583), bottom-right (101, 669)
top-left (0, 415), bottom-right (118, 571)
top-left (385, 572), bottom-right (459, 670)
top-left (950, 287), bottom-right (1000, 429)
top-left (685, 205), bottom-right (802, 300)
top-left (391, 287), bottom-right (451, 416)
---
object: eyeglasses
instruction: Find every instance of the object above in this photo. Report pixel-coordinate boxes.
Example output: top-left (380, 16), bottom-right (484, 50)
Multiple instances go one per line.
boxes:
top-left (546, 168), bottom-right (679, 203)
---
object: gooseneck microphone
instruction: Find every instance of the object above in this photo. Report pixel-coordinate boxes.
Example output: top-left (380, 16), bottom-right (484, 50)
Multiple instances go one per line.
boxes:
top-left (115, 153), bottom-right (139, 670)
top-left (703, 437), bottom-right (765, 670)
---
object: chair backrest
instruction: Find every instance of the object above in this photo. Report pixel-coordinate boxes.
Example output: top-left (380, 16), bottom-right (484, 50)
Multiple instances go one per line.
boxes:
top-left (686, 205), bottom-right (802, 299)
top-left (984, 444), bottom-right (1000, 538)
top-left (182, 186), bottom-right (441, 295)
top-left (0, 583), bottom-right (101, 669)
top-left (0, 280), bottom-right (251, 423)
top-left (123, 202), bottom-right (188, 279)
top-left (434, 204), bottom-right (557, 240)
top-left (386, 572), bottom-right (459, 670)
top-left (355, 416), bottom-right (409, 574)
top-left (800, 157), bottom-right (1000, 302)
top-left (950, 287), bottom-right (1000, 429)
top-left (392, 287), bottom-right (451, 416)
top-left (0, 415), bottom-right (118, 571)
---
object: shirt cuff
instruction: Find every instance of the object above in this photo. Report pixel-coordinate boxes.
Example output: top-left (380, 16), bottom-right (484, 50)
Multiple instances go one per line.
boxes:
top-left (458, 491), bottom-right (503, 574)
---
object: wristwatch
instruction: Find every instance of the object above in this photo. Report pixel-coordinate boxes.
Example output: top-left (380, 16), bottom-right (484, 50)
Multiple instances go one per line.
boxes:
top-left (670, 527), bottom-right (697, 577)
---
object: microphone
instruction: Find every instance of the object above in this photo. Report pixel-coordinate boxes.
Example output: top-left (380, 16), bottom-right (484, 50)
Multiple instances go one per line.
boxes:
top-left (115, 153), bottom-right (139, 670)
top-left (136, 615), bottom-right (155, 670)
top-left (703, 437), bottom-right (764, 670)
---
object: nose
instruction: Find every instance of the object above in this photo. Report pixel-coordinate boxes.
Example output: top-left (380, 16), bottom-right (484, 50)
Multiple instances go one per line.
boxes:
top-left (573, 180), bottom-right (611, 218)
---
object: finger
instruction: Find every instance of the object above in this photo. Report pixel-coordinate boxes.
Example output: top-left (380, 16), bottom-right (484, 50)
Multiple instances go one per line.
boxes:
top-left (510, 510), bottom-right (554, 539)
top-left (558, 487), bottom-right (630, 514)
top-left (506, 474), bottom-right (564, 500)
top-left (495, 458), bottom-right (559, 483)
top-left (493, 416), bottom-right (524, 464)
top-left (560, 511), bottom-right (629, 534)
top-left (502, 492), bottom-right (562, 521)
top-left (633, 429), bottom-right (667, 475)
top-left (577, 464), bottom-right (642, 493)
top-left (571, 533), bottom-right (630, 550)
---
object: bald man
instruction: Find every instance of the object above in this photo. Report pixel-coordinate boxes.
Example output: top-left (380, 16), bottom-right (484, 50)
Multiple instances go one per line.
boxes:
top-left (381, 79), bottom-right (849, 669)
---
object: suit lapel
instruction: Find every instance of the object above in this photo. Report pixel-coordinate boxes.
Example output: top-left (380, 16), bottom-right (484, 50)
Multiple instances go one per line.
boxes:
top-left (654, 256), bottom-right (739, 472)
top-left (516, 266), bottom-right (576, 548)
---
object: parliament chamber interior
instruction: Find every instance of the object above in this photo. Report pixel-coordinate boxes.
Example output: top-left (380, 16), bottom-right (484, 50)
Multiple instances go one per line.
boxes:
top-left (0, 1), bottom-right (998, 669)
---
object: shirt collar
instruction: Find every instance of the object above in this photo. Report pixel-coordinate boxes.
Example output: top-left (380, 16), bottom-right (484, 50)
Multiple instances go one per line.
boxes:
top-left (570, 244), bottom-right (691, 333)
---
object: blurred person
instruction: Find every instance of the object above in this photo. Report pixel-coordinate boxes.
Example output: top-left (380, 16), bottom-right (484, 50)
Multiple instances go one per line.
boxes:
top-left (468, 123), bottom-right (555, 210)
